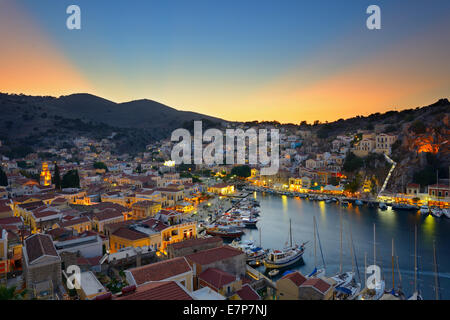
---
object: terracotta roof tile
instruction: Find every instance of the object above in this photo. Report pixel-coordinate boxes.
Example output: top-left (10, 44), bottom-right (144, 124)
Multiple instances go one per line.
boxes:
top-left (301, 278), bottom-right (331, 294)
top-left (236, 284), bottom-right (260, 300)
top-left (129, 257), bottom-right (191, 285)
top-left (185, 245), bottom-right (244, 266)
top-left (282, 271), bottom-right (307, 287)
top-left (115, 281), bottom-right (193, 300)
top-left (199, 268), bottom-right (236, 289)
top-left (24, 233), bottom-right (59, 263)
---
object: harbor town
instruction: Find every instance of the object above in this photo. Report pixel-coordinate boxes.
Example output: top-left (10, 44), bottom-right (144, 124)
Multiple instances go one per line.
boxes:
top-left (1, 104), bottom-right (449, 300)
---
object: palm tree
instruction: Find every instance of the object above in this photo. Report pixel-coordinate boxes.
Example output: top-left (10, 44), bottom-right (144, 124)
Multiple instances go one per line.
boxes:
top-left (0, 285), bottom-right (27, 300)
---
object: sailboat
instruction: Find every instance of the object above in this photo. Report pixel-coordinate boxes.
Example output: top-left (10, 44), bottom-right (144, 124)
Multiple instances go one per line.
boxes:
top-left (381, 238), bottom-right (405, 300)
top-left (334, 223), bottom-right (362, 300)
top-left (330, 213), bottom-right (358, 289)
top-left (357, 224), bottom-right (385, 300)
top-left (308, 216), bottom-right (326, 278)
top-left (408, 225), bottom-right (423, 300)
top-left (264, 219), bottom-right (307, 269)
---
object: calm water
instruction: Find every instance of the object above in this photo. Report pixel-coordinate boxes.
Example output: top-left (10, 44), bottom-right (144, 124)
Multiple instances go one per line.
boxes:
top-left (240, 192), bottom-right (450, 300)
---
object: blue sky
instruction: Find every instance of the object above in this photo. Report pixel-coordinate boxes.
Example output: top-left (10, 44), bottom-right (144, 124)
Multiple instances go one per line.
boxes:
top-left (2, 0), bottom-right (449, 122)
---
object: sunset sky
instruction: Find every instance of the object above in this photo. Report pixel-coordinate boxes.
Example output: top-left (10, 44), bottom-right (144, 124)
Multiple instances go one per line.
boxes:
top-left (1, 0), bottom-right (449, 123)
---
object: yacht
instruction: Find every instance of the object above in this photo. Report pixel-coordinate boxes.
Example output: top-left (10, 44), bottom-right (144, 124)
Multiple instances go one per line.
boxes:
top-left (205, 225), bottom-right (244, 239)
top-left (264, 219), bottom-right (307, 269)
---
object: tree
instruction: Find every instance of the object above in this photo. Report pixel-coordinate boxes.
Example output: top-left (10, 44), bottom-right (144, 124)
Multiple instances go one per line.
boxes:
top-left (0, 285), bottom-right (27, 300)
top-left (231, 165), bottom-right (251, 178)
top-left (93, 162), bottom-right (108, 172)
top-left (0, 167), bottom-right (8, 186)
top-left (52, 163), bottom-right (61, 190)
top-left (343, 153), bottom-right (364, 172)
top-left (61, 170), bottom-right (80, 188)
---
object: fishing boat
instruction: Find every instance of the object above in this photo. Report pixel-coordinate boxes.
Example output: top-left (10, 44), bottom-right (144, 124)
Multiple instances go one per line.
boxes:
top-left (205, 225), bottom-right (244, 239)
top-left (264, 219), bottom-right (306, 269)
top-left (355, 200), bottom-right (363, 206)
top-left (378, 202), bottom-right (387, 210)
top-left (241, 216), bottom-right (259, 228)
top-left (268, 269), bottom-right (279, 277)
top-left (391, 203), bottom-right (417, 211)
top-left (341, 200), bottom-right (349, 207)
top-left (419, 205), bottom-right (429, 215)
top-left (430, 207), bottom-right (443, 218)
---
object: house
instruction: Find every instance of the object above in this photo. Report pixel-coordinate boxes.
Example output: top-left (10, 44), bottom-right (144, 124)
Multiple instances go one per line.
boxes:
top-left (30, 207), bottom-right (63, 233)
top-left (131, 200), bottom-right (161, 219)
top-left (167, 236), bottom-right (223, 259)
top-left (109, 227), bottom-right (151, 253)
top-left (198, 267), bottom-right (242, 298)
top-left (114, 280), bottom-right (194, 300)
top-left (406, 183), bottom-right (420, 196)
top-left (276, 271), bottom-right (333, 300)
top-left (0, 228), bottom-right (8, 275)
top-left (92, 210), bottom-right (125, 233)
top-left (276, 271), bottom-right (307, 300)
top-left (208, 183), bottom-right (235, 195)
top-left (233, 284), bottom-right (261, 300)
top-left (0, 199), bottom-right (13, 219)
top-left (374, 133), bottom-right (397, 155)
top-left (76, 271), bottom-right (107, 300)
top-left (22, 234), bottom-right (62, 299)
top-left (56, 216), bottom-right (91, 234)
top-left (54, 234), bottom-right (103, 259)
top-left (125, 257), bottom-right (193, 291)
top-left (428, 184), bottom-right (450, 199)
top-left (298, 278), bottom-right (333, 300)
top-left (185, 245), bottom-right (246, 290)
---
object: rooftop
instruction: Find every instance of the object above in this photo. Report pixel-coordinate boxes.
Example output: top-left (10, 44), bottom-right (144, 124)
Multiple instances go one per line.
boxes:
top-left (128, 257), bottom-right (191, 285)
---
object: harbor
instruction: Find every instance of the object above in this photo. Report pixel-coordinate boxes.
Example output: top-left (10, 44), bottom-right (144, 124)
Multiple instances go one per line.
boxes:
top-left (198, 189), bottom-right (450, 300)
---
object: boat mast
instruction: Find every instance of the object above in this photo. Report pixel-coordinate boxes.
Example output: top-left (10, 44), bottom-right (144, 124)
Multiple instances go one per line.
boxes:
top-left (391, 238), bottom-right (395, 291)
top-left (364, 252), bottom-right (367, 289)
top-left (340, 213), bottom-right (343, 274)
top-left (289, 218), bottom-right (292, 248)
top-left (414, 225), bottom-right (417, 293)
top-left (373, 224), bottom-right (376, 267)
top-left (313, 216), bottom-right (317, 268)
top-left (396, 255), bottom-right (402, 291)
top-left (433, 240), bottom-right (440, 300)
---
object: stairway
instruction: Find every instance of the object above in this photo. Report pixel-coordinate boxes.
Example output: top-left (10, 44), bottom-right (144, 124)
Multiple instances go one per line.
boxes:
top-left (378, 153), bottom-right (396, 197)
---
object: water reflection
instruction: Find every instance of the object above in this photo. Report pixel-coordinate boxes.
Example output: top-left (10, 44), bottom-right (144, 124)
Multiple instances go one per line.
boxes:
top-left (241, 193), bottom-right (450, 299)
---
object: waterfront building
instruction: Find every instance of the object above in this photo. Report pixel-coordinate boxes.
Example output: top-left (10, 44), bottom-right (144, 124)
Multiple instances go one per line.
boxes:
top-left (208, 183), bottom-right (235, 195)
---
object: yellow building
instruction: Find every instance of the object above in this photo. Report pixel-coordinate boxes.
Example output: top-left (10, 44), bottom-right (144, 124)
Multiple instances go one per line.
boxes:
top-left (131, 200), bottom-right (161, 219)
top-left (208, 183), bottom-right (235, 195)
top-left (109, 220), bottom-right (196, 255)
top-left (40, 162), bottom-right (52, 186)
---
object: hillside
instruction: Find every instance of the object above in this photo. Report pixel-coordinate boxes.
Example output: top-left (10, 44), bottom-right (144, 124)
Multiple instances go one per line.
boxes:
top-left (0, 92), bottom-right (225, 156)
